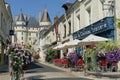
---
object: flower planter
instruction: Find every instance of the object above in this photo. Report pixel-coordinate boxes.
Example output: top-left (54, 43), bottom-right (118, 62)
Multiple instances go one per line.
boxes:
top-left (22, 64), bottom-right (28, 70)
top-left (34, 54), bottom-right (40, 59)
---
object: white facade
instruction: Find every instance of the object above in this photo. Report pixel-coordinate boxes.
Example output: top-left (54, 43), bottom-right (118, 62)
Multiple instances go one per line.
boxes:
top-left (115, 0), bottom-right (120, 43)
top-left (39, 27), bottom-right (57, 61)
top-left (39, 0), bottom-right (120, 60)
top-left (58, 0), bottom-right (120, 42)
top-left (14, 26), bottom-right (39, 45)
top-left (14, 15), bottom-right (39, 45)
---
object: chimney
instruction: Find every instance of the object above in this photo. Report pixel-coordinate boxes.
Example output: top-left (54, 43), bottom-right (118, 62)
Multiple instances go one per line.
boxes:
top-left (24, 14), bottom-right (27, 21)
top-left (15, 15), bottom-right (19, 21)
top-left (62, 2), bottom-right (73, 12)
top-left (38, 11), bottom-right (41, 26)
top-left (54, 15), bottom-right (58, 24)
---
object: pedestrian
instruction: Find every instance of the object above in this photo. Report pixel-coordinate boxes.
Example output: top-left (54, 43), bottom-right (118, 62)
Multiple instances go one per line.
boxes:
top-left (111, 61), bottom-right (118, 72)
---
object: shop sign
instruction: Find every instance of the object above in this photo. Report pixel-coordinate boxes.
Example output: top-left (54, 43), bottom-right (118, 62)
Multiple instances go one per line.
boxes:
top-left (73, 17), bottom-right (114, 40)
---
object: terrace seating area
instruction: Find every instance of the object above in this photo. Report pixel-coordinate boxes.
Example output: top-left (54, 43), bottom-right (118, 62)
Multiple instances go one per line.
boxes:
top-left (53, 58), bottom-right (84, 71)
top-left (53, 59), bottom-right (69, 67)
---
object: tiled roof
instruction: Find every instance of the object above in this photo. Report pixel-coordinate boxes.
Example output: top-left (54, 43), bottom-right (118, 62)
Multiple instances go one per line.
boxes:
top-left (27, 16), bottom-right (39, 28)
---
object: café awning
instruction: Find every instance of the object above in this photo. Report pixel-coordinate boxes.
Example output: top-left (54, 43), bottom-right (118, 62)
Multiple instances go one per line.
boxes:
top-left (79, 34), bottom-right (110, 45)
top-left (64, 39), bottom-right (81, 48)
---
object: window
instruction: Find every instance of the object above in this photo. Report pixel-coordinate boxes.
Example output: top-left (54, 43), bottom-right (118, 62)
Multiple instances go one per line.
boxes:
top-left (63, 25), bottom-right (66, 38)
top-left (29, 37), bottom-right (31, 40)
top-left (22, 42), bottom-right (23, 44)
top-left (29, 33), bottom-right (31, 36)
top-left (86, 7), bottom-right (91, 25)
top-left (21, 37), bottom-right (23, 40)
top-left (22, 32), bottom-right (23, 35)
top-left (53, 32), bottom-right (54, 35)
top-left (36, 33), bottom-right (38, 37)
top-left (77, 15), bottom-right (80, 29)
top-left (68, 22), bottom-right (71, 35)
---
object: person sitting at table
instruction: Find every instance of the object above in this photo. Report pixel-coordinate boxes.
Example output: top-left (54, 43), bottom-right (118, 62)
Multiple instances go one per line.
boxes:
top-left (111, 61), bottom-right (118, 72)
top-left (100, 60), bottom-right (107, 72)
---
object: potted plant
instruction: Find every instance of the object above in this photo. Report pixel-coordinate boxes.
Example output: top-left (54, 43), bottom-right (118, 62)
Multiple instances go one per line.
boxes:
top-left (8, 44), bottom-right (32, 80)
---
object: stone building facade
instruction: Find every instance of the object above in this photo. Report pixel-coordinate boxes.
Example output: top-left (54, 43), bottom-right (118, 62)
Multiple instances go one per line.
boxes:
top-left (36, 0), bottom-right (120, 61)
top-left (13, 10), bottom-right (40, 45)
top-left (0, 0), bottom-right (13, 64)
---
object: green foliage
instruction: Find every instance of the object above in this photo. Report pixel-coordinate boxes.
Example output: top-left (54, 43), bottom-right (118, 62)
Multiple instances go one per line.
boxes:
top-left (97, 41), bottom-right (118, 51)
top-left (85, 48), bottom-right (94, 57)
top-left (24, 43), bottom-right (32, 49)
top-left (47, 48), bottom-right (55, 56)
top-left (31, 48), bottom-right (36, 55)
top-left (84, 41), bottom-right (119, 71)
top-left (85, 41), bottom-right (118, 57)
top-left (115, 18), bottom-right (120, 28)
top-left (117, 21), bottom-right (120, 28)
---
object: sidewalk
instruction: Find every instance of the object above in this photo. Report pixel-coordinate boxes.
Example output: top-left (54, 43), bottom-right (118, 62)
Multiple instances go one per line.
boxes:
top-left (39, 61), bottom-right (120, 80)
top-left (87, 71), bottom-right (120, 78)
top-left (0, 64), bottom-right (10, 80)
top-left (0, 64), bottom-right (9, 73)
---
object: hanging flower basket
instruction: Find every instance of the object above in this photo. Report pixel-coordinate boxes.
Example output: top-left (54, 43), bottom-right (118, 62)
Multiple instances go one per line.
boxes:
top-left (22, 64), bottom-right (28, 70)
top-left (96, 50), bottom-right (106, 61)
top-left (106, 48), bottom-right (120, 63)
top-left (34, 54), bottom-right (40, 59)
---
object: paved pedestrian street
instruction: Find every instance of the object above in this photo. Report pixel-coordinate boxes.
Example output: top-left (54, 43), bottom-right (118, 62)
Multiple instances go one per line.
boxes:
top-left (20, 61), bottom-right (120, 80)
top-left (0, 61), bottom-right (120, 80)
top-left (0, 62), bottom-right (120, 80)
top-left (24, 61), bottom-right (92, 80)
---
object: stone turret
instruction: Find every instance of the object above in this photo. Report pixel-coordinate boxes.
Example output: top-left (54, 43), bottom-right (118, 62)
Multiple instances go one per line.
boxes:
top-left (16, 9), bottom-right (26, 25)
top-left (18, 9), bottom-right (25, 21)
top-left (40, 8), bottom-right (52, 27)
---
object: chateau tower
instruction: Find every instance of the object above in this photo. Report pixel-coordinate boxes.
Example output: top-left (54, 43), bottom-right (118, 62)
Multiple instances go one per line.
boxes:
top-left (39, 8), bottom-right (52, 31)
top-left (14, 9), bottom-right (39, 45)
top-left (15, 9), bottom-right (26, 26)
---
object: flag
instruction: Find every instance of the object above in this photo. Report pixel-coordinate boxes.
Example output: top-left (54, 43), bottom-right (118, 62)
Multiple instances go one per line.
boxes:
top-left (55, 24), bottom-right (60, 40)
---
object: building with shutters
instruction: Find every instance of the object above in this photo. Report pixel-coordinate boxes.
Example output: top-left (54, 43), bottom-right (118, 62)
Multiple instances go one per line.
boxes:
top-left (36, 0), bottom-right (120, 61)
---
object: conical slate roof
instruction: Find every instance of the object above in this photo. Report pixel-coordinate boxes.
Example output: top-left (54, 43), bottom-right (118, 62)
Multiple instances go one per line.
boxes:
top-left (27, 16), bottom-right (39, 28)
top-left (18, 9), bottom-right (25, 21)
top-left (41, 8), bottom-right (51, 22)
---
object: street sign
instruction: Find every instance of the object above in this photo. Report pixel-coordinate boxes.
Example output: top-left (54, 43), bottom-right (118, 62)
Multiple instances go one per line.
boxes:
top-left (9, 30), bottom-right (14, 35)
